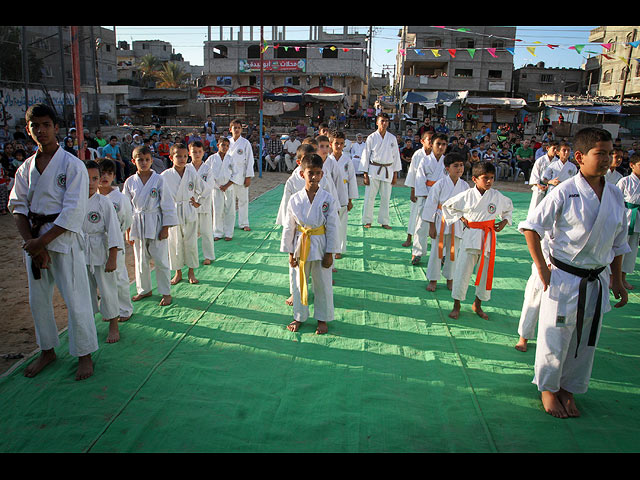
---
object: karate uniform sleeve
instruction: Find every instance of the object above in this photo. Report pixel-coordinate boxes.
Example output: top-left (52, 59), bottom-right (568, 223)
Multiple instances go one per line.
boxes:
top-left (7, 162), bottom-right (29, 216)
top-left (245, 142), bottom-right (255, 178)
top-left (158, 177), bottom-right (179, 227)
top-left (498, 192), bottom-right (514, 225)
top-left (518, 190), bottom-right (561, 239)
top-left (324, 194), bottom-right (341, 254)
top-left (280, 199), bottom-right (296, 254)
top-left (54, 160), bottom-right (89, 234)
top-left (442, 190), bottom-right (467, 225)
top-left (104, 197), bottom-right (125, 251)
top-left (390, 138), bottom-right (402, 173)
top-left (120, 194), bottom-right (133, 232)
top-left (421, 181), bottom-right (441, 222)
top-left (359, 136), bottom-right (372, 173)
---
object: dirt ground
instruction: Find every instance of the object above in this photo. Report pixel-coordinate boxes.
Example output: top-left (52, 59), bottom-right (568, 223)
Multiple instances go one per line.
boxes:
top-left (0, 135), bottom-right (531, 376)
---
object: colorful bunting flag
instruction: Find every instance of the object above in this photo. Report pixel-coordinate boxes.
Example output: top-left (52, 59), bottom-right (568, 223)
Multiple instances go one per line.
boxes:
top-left (431, 49), bottom-right (441, 57)
top-left (467, 48), bottom-right (475, 58)
top-left (506, 47), bottom-right (515, 56)
top-left (601, 43), bottom-right (612, 51)
top-left (526, 46), bottom-right (536, 56)
top-left (447, 49), bottom-right (456, 58)
top-left (630, 41), bottom-right (640, 48)
top-left (399, 48), bottom-right (406, 56)
top-left (487, 48), bottom-right (497, 58)
top-left (570, 45), bottom-right (585, 53)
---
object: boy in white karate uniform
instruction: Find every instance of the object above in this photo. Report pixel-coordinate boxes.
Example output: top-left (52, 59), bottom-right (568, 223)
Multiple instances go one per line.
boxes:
top-left (402, 130), bottom-right (433, 248)
top-left (605, 148), bottom-right (624, 185)
top-left (421, 153), bottom-right (469, 292)
top-left (541, 141), bottom-right (577, 191)
top-left (223, 119), bottom-right (254, 235)
top-left (317, 134), bottom-right (341, 203)
top-left (520, 127), bottom-right (629, 419)
top-left (617, 152), bottom-right (640, 290)
top-left (83, 161), bottom-right (124, 344)
top-left (98, 159), bottom-right (134, 322)
top-left (281, 153), bottom-right (340, 335)
top-left (329, 131), bottom-right (358, 258)
top-left (350, 133), bottom-right (365, 174)
top-left (124, 146), bottom-right (178, 307)
top-left (443, 161), bottom-right (513, 321)
top-left (209, 137), bottom-right (231, 240)
top-left (528, 140), bottom-right (558, 214)
top-left (8, 103), bottom-right (98, 381)
top-left (161, 143), bottom-right (205, 285)
top-left (411, 133), bottom-right (448, 265)
top-left (189, 141), bottom-right (215, 264)
top-left (360, 113), bottom-right (402, 230)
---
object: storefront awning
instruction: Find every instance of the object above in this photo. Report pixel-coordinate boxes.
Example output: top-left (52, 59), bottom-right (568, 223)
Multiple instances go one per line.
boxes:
top-left (402, 91), bottom-right (468, 106)
top-left (465, 97), bottom-right (527, 108)
top-left (550, 105), bottom-right (628, 116)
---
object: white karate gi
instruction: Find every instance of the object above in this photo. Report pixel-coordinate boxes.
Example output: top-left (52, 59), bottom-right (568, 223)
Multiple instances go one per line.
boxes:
top-left (519, 173), bottom-right (631, 394)
top-left (443, 186), bottom-right (513, 302)
top-left (542, 159), bottom-right (578, 192)
top-left (192, 161), bottom-right (216, 261)
top-left (421, 175), bottom-right (469, 282)
top-left (283, 138), bottom-right (301, 171)
top-left (332, 152), bottom-right (359, 254)
top-left (528, 153), bottom-right (554, 214)
top-left (8, 146), bottom-right (99, 357)
top-left (225, 135), bottom-right (254, 233)
top-left (359, 130), bottom-right (402, 226)
top-left (404, 148), bottom-right (427, 236)
top-left (281, 188), bottom-right (340, 323)
top-left (83, 192), bottom-right (124, 320)
top-left (350, 140), bottom-right (365, 174)
top-left (206, 152), bottom-right (231, 239)
top-left (411, 151), bottom-right (447, 257)
top-left (105, 188), bottom-right (134, 318)
top-left (322, 155), bottom-right (341, 204)
top-left (605, 168), bottom-right (623, 185)
top-left (123, 171), bottom-right (179, 296)
top-left (161, 163), bottom-right (205, 270)
top-left (517, 234), bottom-right (550, 341)
top-left (617, 172), bottom-right (640, 274)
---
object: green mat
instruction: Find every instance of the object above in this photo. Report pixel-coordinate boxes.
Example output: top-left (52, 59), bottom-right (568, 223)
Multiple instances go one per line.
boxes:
top-left (1, 184), bottom-right (639, 453)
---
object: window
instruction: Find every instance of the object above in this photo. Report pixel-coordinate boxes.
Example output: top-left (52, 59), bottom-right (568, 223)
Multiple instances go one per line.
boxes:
top-left (603, 69), bottom-right (612, 83)
top-left (488, 70), bottom-right (502, 79)
top-left (213, 45), bottom-right (228, 58)
top-left (540, 74), bottom-right (553, 83)
top-left (105, 44), bottom-right (111, 53)
top-left (635, 64), bottom-right (640, 78)
top-left (322, 45), bottom-right (338, 59)
top-left (285, 76), bottom-right (300, 86)
top-left (490, 40), bottom-right (505, 49)
top-left (249, 76), bottom-right (260, 86)
top-left (216, 76), bottom-right (232, 86)
top-left (423, 37), bottom-right (442, 48)
top-left (454, 69), bottom-right (473, 78)
top-left (456, 38), bottom-right (475, 49)
top-left (247, 45), bottom-right (260, 59)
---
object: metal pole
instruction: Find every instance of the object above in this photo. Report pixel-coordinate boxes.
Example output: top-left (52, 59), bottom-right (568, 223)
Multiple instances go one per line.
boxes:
top-left (58, 26), bottom-right (68, 133)
top-left (620, 28), bottom-right (637, 106)
top-left (70, 26), bottom-right (85, 161)
top-left (21, 26), bottom-right (29, 112)
top-left (259, 26), bottom-right (264, 178)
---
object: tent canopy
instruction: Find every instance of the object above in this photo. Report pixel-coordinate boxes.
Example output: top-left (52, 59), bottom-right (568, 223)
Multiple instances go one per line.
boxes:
top-left (402, 91), bottom-right (468, 106)
top-left (465, 97), bottom-right (527, 108)
top-left (550, 104), bottom-right (628, 116)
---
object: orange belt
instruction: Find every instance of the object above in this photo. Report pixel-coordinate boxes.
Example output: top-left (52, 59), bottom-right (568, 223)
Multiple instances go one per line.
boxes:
top-left (437, 204), bottom-right (455, 261)
top-left (426, 180), bottom-right (437, 187)
top-left (466, 220), bottom-right (496, 290)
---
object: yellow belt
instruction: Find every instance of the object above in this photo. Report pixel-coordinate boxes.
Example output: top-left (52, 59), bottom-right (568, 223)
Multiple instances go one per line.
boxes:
top-left (296, 224), bottom-right (326, 306)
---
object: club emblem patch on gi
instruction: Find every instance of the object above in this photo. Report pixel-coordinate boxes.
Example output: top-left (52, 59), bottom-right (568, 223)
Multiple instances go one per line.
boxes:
top-left (237, 149), bottom-right (243, 155)
top-left (321, 201), bottom-right (329, 213)
top-left (150, 188), bottom-right (158, 198)
top-left (487, 203), bottom-right (497, 214)
top-left (56, 173), bottom-right (66, 188)
top-left (112, 202), bottom-right (120, 212)
top-left (88, 211), bottom-right (101, 223)
top-left (202, 174), bottom-right (207, 181)
top-left (188, 181), bottom-right (194, 191)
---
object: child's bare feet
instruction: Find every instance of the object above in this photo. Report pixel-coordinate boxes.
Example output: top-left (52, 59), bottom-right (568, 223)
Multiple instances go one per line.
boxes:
top-left (214, 237), bottom-right (221, 241)
top-left (203, 258), bottom-right (212, 265)
top-left (363, 223), bottom-right (371, 229)
top-left (401, 235), bottom-right (412, 247)
top-left (557, 388), bottom-right (580, 417)
top-left (132, 291), bottom-right (152, 302)
top-left (76, 354), bottom-right (94, 381)
top-left (541, 391), bottom-right (568, 418)
top-left (472, 298), bottom-right (489, 320)
top-left (381, 224), bottom-right (392, 230)
top-left (107, 318), bottom-right (120, 343)
top-left (224, 237), bottom-right (232, 241)
top-left (188, 268), bottom-right (198, 284)
top-left (448, 300), bottom-right (461, 319)
top-left (335, 253), bottom-right (342, 259)
top-left (159, 294), bottom-right (172, 306)
top-left (411, 255), bottom-right (421, 265)
top-left (24, 349), bottom-right (56, 378)
top-left (446, 279), bottom-right (453, 290)
top-left (285, 295), bottom-right (293, 306)
top-left (515, 337), bottom-right (528, 352)
top-left (119, 314), bottom-right (132, 322)
top-left (242, 226), bottom-right (251, 231)
top-left (171, 271), bottom-right (182, 285)
top-left (623, 279), bottom-right (634, 290)
top-left (287, 320), bottom-right (302, 332)
top-left (315, 321), bottom-right (328, 335)
top-left (426, 280), bottom-right (437, 292)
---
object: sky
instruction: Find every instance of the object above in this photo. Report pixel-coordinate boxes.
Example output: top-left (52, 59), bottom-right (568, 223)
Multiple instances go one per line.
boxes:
top-left (110, 25), bottom-right (600, 74)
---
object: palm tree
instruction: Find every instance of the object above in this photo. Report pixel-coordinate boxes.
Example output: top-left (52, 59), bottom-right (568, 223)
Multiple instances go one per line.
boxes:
top-left (137, 54), bottom-right (162, 87)
top-left (155, 62), bottom-right (188, 89)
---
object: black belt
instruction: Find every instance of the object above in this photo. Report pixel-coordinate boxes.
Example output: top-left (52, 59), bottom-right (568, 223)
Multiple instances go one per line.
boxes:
top-left (550, 256), bottom-right (606, 358)
top-left (27, 211), bottom-right (60, 280)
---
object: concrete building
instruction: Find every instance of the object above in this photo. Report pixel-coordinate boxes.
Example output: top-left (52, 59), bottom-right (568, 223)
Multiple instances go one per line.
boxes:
top-left (589, 26), bottom-right (640, 99)
top-left (200, 26), bottom-right (369, 128)
top-left (512, 62), bottom-right (586, 103)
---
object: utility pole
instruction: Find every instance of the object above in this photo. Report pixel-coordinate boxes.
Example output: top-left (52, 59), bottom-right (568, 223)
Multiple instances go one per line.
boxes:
top-left (365, 26), bottom-right (372, 108)
top-left (90, 26), bottom-right (100, 131)
top-left (620, 28), bottom-right (637, 106)
top-left (398, 26), bottom-right (407, 126)
top-left (58, 26), bottom-right (68, 132)
top-left (259, 26), bottom-right (264, 178)
top-left (70, 26), bottom-right (85, 160)
top-left (21, 26), bottom-right (29, 112)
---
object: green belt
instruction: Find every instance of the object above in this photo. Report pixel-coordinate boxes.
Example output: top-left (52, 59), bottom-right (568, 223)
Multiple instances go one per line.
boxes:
top-left (626, 201), bottom-right (640, 235)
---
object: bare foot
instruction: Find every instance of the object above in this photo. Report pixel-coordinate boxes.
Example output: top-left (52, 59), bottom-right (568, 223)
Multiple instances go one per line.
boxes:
top-left (287, 320), bottom-right (302, 332)
top-left (188, 269), bottom-right (199, 284)
top-left (285, 295), bottom-right (293, 306)
top-left (448, 301), bottom-right (461, 319)
top-left (446, 279), bottom-right (453, 291)
top-left (171, 271), bottom-right (182, 285)
top-left (411, 255), bottom-right (421, 265)
top-left (24, 349), bottom-right (56, 378)
top-left (203, 258), bottom-right (212, 265)
top-left (332, 267), bottom-right (337, 273)
top-left (224, 237), bottom-right (232, 241)
top-left (119, 314), bottom-right (132, 322)
top-left (363, 223), bottom-right (371, 229)
top-left (472, 298), bottom-right (489, 320)
top-left (335, 253), bottom-right (342, 259)
top-left (132, 291), bottom-right (152, 302)
top-left (381, 224), bottom-right (392, 230)
top-left (515, 337), bottom-right (528, 352)
top-left (623, 280), bottom-right (634, 290)
top-left (243, 226), bottom-right (251, 231)
top-left (159, 294), bottom-right (172, 306)
top-left (315, 321), bottom-right (328, 335)
top-left (557, 389), bottom-right (581, 417)
top-left (107, 318), bottom-right (120, 343)
top-left (541, 391), bottom-right (568, 418)
top-left (76, 354), bottom-right (94, 381)
top-left (214, 237), bottom-right (221, 241)
top-left (426, 281), bottom-right (437, 292)
top-left (401, 235), bottom-right (412, 247)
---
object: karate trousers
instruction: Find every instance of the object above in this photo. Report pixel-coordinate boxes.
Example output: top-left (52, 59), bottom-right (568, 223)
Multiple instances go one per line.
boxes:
top-left (25, 237), bottom-right (99, 358)
top-left (212, 188), bottom-right (227, 239)
top-left (197, 208), bottom-right (215, 261)
top-left (87, 264), bottom-right (120, 320)
top-left (406, 196), bottom-right (425, 236)
top-left (518, 263), bottom-right (543, 340)
top-left (168, 220), bottom-right (199, 270)
top-left (622, 232), bottom-right (639, 274)
top-left (133, 237), bottom-right (171, 296)
top-left (451, 246), bottom-right (492, 302)
top-left (115, 250), bottom-right (133, 318)
top-left (223, 183), bottom-right (250, 237)
top-left (337, 205), bottom-right (349, 254)
top-left (361, 178), bottom-right (392, 226)
top-left (426, 234), bottom-right (456, 282)
top-left (292, 260), bottom-right (334, 323)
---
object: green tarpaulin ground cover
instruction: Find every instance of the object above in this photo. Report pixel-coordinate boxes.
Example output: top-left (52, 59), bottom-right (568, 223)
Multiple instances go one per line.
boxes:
top-left (1, 185), bottom-right (639, 452)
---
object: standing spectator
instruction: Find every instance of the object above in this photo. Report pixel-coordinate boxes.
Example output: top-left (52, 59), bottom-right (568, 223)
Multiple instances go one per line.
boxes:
top-left (94, 130), bottom-right (108, 148)
top-left (417, 117), bottom-right (435, 137)
top-left (515, 138), bottom-right (535, 182)
top-left (435, 118), bottom-right (450, 136)
top-left (400, 138), bottom-right (415, 177)
top-left (204, 115), bottom-right (216, 133)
